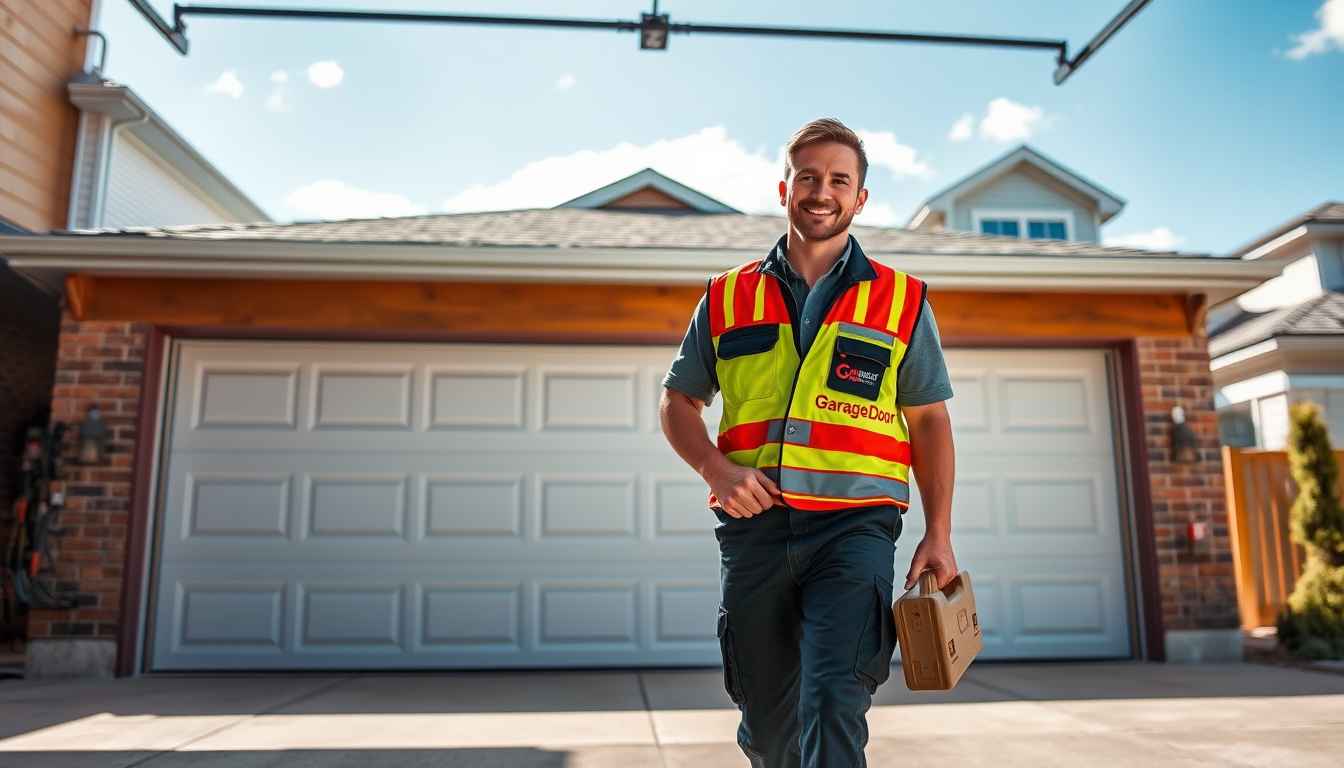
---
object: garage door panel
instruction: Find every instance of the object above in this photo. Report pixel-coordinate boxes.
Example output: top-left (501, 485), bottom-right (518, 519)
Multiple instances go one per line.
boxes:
top-left (151, 341), bottom-right (1133, 670)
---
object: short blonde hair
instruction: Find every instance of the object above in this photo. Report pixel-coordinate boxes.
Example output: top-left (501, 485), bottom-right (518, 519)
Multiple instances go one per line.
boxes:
top-left (784, 118), bottom-right (868, 187)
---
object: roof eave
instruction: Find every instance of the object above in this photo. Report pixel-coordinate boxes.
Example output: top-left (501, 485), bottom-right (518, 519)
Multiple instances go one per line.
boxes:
top-left (0, 234), bottom-right (1280, 305)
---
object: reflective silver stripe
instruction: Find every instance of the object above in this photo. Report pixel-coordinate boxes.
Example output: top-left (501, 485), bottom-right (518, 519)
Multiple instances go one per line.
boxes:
top-left (778, 466), bottom-right (909, 504)
top-left (837, 322), bottom-right (895, 347)
top-left (783, 419), bottom-right (811, 445)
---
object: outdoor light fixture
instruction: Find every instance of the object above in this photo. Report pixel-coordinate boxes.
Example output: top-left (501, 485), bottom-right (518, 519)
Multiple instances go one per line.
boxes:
top-left (1170, 405), bottom-right (1199, 464)
top-left (640, 12), bottom-right (669, 50)
top-left (132, 1), bottom-right (1152, 85)
top-left (78, 405), bottom-right (109, 465)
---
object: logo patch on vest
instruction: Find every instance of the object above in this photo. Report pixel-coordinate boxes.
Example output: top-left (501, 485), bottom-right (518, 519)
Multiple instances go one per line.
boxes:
top-left (827, 336), bottom-right (889, 401)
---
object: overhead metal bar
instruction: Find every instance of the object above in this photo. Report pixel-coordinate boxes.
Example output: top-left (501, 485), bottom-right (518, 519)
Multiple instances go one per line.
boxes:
top-left (128, 2), bottom-right (1150, 84)
top-left (127, 0), bottom-right (189, 54)
top-left (1053, 0), bottom-right (1154, 84)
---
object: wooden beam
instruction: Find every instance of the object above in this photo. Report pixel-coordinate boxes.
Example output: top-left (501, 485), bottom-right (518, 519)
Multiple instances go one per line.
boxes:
top-left (74, 276), bottom-right (1194, 342)
top-left (64, 273), bottom-right (91, 320)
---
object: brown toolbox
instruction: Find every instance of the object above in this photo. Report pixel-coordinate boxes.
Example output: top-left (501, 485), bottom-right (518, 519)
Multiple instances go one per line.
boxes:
top-left (892, 570), bottom-right (982, 691)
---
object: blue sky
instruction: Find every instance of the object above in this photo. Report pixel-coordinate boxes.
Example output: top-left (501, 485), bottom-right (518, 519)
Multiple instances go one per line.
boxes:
top-left (100, 1), bottom-right (1342, 254)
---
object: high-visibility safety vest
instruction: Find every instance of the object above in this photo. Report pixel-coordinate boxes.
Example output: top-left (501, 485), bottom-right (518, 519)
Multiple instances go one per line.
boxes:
top-left (708, 249), bottom-right (926, 512)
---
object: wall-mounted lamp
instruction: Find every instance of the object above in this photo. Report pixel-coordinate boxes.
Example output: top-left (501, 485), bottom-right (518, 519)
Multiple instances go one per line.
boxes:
top-left (1170, 405), bottom-right (1199, 464)
top-left (78, 405), bottom-right (109, 464)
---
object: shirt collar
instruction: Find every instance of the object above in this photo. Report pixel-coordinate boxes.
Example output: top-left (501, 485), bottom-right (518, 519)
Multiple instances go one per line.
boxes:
top-left (759, 234), bottom-right (875, 284)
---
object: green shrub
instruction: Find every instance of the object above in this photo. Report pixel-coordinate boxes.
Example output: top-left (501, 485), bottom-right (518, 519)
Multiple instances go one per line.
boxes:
top-left (1276, 401), bottom-right (1344, 659)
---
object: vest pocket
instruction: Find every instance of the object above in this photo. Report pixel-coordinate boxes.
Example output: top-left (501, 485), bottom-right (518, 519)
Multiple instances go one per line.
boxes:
top-left (828, 335), bottom-right (890, 402)
top-left (716, 324), bottom-right (779, 403)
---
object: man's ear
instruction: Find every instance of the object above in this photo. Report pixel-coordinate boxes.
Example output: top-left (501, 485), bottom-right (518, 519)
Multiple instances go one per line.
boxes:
top-left (778, 179), bottom-right (788, 207)
top-left (854, 187), bottom-right (868, 215)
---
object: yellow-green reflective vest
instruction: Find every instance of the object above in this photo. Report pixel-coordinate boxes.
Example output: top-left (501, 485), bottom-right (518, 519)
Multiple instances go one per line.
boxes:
top-left (708, 254), bottom-right (926, 512)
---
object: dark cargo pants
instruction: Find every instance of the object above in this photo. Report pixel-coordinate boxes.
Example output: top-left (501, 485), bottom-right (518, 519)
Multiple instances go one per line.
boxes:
top-left (714, 503), bottom-right (902, 768)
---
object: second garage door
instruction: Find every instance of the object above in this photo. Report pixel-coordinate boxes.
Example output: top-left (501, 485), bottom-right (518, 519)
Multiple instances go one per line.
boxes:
top-left (147, 340), bottom-right (1132, 671)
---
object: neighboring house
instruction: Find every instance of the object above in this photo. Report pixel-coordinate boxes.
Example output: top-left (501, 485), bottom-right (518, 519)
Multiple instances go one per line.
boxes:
top-left (1208, 203), bottom-right (1344, 449)
top-left (0, 0), bottom-right (267, 665)
top-left (906, 144), bottom-right (1126, 243)
top-left (1, 156), bottom-right (1278, 677)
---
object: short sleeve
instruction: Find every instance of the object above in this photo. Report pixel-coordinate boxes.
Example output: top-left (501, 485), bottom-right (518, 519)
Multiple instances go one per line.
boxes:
top-left (662, 292), bottom-right (719, 406)
top-left (895, 298), bottom-right (953, 407)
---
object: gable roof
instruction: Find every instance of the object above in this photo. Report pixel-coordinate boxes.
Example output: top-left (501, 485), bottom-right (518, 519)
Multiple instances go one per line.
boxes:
top-left (907, 144), bottom-right (1126, 228)
top-left (1228, 201), bottom-right (1344, 260)
top-left (67, 78), bottom-right (270, 224)
top-left (557, 168), bottom-right (740, 213)
top-left (1209, 290), bottom-right (1344, 358)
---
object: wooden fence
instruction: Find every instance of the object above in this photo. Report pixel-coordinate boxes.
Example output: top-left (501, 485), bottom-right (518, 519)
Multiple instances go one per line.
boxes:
top-left (1220, 447), bottom-right (1334, 628)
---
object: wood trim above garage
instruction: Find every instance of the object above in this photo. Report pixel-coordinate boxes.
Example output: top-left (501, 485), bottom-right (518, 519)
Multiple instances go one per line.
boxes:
top-left (65, 275), bottom-right (1195, 343)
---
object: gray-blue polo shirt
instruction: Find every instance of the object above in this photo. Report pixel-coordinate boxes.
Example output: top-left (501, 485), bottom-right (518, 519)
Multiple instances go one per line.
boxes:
top-left (663, 236), bottom-right (953, 409)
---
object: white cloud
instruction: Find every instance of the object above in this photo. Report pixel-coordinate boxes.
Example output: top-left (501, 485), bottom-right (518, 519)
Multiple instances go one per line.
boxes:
top-left (1104, 226), bottom-right (1186, 251)
top-left (443, 126), bottom-right (788, 214)
top-left (555, 73), bottom-right (577, 90)
top-left (979, 98), bottom-right (1044, 143)
top-left (948, 113), bottom-right (974, 142)
top-left (1287, 0), bottom-right (1344, 59)
top-left (206, 70), bottom-right (244, 99)
top-left (266, 70), bottom-right (290, 112)
top-left (441, 126), bottom-right (923, 225)
top-left (307, 60), bottom-right (345, 88)
top-left (286, 180), bottom-right (425, 221)
top-left (855, 130), bottom-right (933, 178)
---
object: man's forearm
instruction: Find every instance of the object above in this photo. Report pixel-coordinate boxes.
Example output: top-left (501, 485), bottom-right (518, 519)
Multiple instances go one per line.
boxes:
top-left (659, 390), bottom-right (729, 481)
top-left (908, 409), bottom-right (955, 539)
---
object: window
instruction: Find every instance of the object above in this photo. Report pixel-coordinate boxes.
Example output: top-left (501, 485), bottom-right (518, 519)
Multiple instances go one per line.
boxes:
top-left (1027, 219), bottom-right (1068, 240)
top-left (973, 210), bottom-right (1073, 241)
top-left (979, 219), bottom-right (1020, 237)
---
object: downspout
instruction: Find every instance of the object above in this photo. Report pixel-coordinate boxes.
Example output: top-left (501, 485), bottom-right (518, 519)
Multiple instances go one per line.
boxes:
top-left (91, 106), bottom-right (149, 230)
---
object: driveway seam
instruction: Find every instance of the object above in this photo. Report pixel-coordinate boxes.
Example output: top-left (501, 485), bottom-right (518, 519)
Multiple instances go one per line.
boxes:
top-left (636, 672), bottom-right (670, 768)
top-left (123, 675), bottom-right (355, 766)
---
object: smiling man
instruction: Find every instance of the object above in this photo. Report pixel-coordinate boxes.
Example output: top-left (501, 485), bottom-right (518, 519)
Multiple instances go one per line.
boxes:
top-left (659, 118), bottom-right (958, 768)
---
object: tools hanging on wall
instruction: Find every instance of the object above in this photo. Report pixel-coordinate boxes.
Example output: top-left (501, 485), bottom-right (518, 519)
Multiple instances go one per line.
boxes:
top-left (2, 422), bottom-right (79, 627)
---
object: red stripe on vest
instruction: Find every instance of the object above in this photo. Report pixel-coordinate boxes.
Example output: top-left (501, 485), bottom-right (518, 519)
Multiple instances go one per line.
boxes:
top-left (717, 419), bottom-right (776, 455)
top-left (708, 274), bottom-right (727, 337)
top-left (895, 274), bottom-right (924, 343)
top-left (803, 419), bottom-right (912, 465)
top-left (864, 262), bottom-right (896, 330)
top-left (733, 270), bottom-right (761, 327)
top-left (784, 494), bottom-right (907, 511)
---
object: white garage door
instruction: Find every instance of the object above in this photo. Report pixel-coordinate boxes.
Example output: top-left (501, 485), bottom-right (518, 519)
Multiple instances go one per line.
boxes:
top-left (148, 341), bottom-right (1132, 671)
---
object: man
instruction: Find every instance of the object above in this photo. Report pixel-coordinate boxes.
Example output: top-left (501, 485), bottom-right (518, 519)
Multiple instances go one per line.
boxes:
top-left (658, 118), bottom-right (958, 768)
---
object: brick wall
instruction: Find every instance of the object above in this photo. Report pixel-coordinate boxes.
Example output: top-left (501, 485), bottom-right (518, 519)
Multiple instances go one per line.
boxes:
top-left (1135, 332), bottom-right (1239, 633)
top-left (26, 313), bottom-right (149, 644)
top-left (0, 269), bottom-right (59, 640)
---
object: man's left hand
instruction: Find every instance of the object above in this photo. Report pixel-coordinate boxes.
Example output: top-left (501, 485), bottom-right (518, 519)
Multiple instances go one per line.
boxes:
top-left (904, 533), bottom-right (958, 591)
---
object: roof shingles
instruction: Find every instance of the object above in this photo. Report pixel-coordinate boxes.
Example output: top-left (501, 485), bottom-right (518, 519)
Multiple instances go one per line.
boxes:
top-left (59, 208), bottom-right (1207, 259)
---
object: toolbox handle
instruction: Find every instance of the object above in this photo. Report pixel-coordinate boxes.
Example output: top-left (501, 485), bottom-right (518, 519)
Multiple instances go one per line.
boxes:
top-left (918, 570), bottom-right (967, 601)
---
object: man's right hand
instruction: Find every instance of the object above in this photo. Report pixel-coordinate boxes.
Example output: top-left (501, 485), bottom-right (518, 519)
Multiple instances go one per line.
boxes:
top-left (705, 459), bottom-right (783, 519)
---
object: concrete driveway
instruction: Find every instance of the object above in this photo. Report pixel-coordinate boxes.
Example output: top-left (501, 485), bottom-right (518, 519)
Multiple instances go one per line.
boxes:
top-left (1, 662), bottom-right (1342, 767)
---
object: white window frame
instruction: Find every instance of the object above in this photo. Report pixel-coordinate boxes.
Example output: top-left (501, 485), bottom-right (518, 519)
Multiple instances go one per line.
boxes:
top-left (972, 209), bottom-right (1076, 241)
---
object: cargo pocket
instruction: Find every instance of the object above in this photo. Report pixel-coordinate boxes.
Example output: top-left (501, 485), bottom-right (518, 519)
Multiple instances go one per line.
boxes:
top-left (715, 324), bottom-right (779, 403)
top-left (854, 576), bottom-right (897, 693)
top-left (717, 606), bottom-right (746, 707)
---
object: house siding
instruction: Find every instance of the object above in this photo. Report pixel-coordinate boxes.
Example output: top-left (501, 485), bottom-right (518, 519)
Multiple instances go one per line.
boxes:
top-left (0, 0), bottom-right (92, 231)
top-left (953, 165), bottom-right (1101, 242)
top-left (102, 132), bottom-right (236, 229)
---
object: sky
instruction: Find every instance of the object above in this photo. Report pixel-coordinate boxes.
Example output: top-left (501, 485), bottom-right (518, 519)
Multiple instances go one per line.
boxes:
top-left (95, 0), bottom-right (1343, 255)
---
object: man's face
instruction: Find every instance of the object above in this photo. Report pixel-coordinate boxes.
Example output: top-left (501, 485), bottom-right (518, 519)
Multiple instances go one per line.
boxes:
top-left (779, 142), bottom-right (868, 243)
